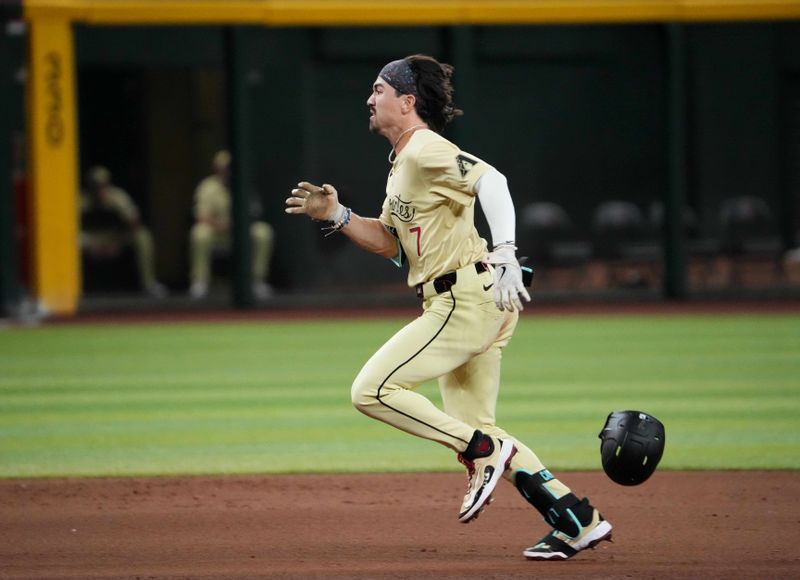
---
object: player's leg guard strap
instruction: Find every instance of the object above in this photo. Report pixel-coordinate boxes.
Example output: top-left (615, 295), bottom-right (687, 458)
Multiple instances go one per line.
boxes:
top-left (514, 469), bottom-right (594, 537)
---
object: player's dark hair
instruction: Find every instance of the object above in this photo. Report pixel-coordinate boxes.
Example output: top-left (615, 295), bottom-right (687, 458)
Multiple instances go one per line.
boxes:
top-left (404, 54), bottom-right (463, 133)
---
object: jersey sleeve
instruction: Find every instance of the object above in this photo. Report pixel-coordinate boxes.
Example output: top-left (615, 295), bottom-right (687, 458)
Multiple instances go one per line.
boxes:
top-left (109, 188), bottom-right (140, 224)
top-left (379, 195), bottom-right (393, 229)
top-left (194, 179), bottom-right (217, 221)
top-left (379, 197), bottom-right (405, 267)
top-left (418, 141), bottom-right (491, 206)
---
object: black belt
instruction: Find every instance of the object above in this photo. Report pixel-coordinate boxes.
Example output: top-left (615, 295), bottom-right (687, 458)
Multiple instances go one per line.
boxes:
top-left (415, 262), bottom-right (487, 299)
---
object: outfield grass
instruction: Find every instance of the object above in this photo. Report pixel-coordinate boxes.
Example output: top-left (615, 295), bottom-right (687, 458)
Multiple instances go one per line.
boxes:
top-left (0, 313), bottom-right (798, 478)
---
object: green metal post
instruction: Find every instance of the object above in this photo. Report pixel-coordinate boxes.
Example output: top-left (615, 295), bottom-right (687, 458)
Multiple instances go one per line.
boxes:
top-left (664, 23), bottom-right (689, 300)
top-left (447, 26), bottom-right (477, 150)
top-left (224, 26), bottom-right (254, 308)
top-left (0, 14), bottom-right (23, 316)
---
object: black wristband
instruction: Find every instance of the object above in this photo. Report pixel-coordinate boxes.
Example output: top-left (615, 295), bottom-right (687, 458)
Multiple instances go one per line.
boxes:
top-left (322, 207), bottom-right (352, 236)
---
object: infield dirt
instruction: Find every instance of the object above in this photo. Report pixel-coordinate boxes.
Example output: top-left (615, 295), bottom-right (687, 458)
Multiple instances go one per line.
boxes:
top-left (2, 471), bottom-right (799, 579)
top-left (7, 300), bottom-right (800, 578)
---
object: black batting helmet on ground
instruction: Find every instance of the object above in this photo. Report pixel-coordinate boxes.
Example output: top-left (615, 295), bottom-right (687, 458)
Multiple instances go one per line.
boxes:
top-left (598, 410), bottom-right (665, 486)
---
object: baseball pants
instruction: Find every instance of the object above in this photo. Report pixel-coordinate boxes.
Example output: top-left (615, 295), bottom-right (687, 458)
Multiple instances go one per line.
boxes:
top-left (351, 261), bottom-right (563, 487)
top-left (189, 221), bottom-right (274, 285)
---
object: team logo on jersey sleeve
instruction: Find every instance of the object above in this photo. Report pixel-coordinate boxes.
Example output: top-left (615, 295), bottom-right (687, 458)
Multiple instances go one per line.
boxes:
top-left (456, 154), bottom-right (479, 178)
top-left (389, 195), bottom-right (416, 222)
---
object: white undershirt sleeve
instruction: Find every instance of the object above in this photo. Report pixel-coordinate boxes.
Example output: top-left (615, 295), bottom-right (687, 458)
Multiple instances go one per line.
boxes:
top-left (474, 167), bottom-right (516, 248)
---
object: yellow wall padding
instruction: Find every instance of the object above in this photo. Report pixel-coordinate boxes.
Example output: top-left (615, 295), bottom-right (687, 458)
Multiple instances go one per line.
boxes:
top-left (26, 16), bottom-right (80, 315)
top-left (23, 1), bottom-right (800, 26)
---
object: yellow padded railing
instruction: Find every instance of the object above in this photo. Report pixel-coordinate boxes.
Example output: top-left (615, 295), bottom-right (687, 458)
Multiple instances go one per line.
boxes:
top-left (24, 0), bottom-right (800, 25)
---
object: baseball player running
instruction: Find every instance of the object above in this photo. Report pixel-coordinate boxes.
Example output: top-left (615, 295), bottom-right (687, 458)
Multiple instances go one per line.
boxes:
top-left (285, 54), bottom-right (612, 561)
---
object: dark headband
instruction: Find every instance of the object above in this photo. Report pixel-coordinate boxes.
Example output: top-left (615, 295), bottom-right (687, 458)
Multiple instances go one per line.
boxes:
top-left (379, 59), bottom-right (418, 96)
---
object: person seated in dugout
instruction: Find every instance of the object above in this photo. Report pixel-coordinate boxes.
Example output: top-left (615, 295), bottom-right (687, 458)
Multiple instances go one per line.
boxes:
top-left (188, 150), bottom-right (275, 300)
top-left (80, 166), bottom-right (168, 298)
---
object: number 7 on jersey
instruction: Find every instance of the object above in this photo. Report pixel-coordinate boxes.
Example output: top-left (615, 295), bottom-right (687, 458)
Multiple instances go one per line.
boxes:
top-left (409, 226), bottom-right (421, 256)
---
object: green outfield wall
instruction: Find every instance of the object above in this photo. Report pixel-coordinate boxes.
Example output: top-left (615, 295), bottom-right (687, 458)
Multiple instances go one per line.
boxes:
top-left (70, 22), bottom-right (800, 296)
top-left (3, 1), bottom-right (800, 314)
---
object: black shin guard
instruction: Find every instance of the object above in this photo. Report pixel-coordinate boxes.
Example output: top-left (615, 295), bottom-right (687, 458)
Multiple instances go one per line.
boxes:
top-left (514, 469), bottom-right (594, 537)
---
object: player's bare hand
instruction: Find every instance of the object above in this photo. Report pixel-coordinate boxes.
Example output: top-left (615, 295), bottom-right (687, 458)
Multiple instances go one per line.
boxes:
top-left (286, 181), bottom-right (340, 221)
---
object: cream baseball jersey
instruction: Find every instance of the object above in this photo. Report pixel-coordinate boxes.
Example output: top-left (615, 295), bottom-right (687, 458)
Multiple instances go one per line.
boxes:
top-left (81, 186), bottom-right (140, 226)
top-left (379, 129), bottom-right (492, 286)
top-left (194, 176), bottom-right (230, 223)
